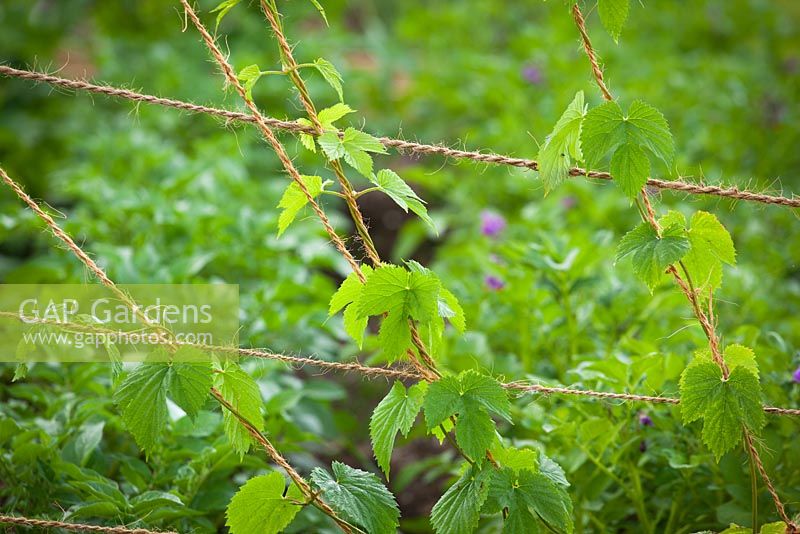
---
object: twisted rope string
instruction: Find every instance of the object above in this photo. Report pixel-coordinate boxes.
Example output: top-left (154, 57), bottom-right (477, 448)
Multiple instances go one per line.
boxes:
top-left (1, 65), bottom-right (797, 209)
top-left (0, 515), bottom-right (177, 534)
top-left (3, 307), bottom-right (798, 415)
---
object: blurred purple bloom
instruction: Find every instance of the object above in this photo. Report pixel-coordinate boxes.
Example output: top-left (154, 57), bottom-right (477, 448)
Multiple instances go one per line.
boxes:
top-left (485, 275), bottom-right (505, 291)
top-left (480, 211), bottom-right (506, 238)
top-left (793, 366), bottom-right (800, 383)
top-left (561, 196), bottom-right (577, 210)
top-left (522, 64), bottom-right (543, 85)
top-left (639, 412), bottom-right (654, 427)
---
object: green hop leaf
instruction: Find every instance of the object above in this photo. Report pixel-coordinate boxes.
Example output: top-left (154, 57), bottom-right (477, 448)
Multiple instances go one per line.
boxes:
top-left (307, 0), bottom-right (328, 26)
top-left (168, 360), bottom-right (212, 418)
top-left (211, 0), bottom-right (242, 31)
top-left (318, 103), bottom-right (356, 127)
top-left (310, 461), bottom-right (400, 534)
top-left (679, 361), bottom-right (764, 461)
top-left (313, 58), bottom-right (344, 101)
top-left (237, 64), bottom-right (262, 100)
top-left (214, 361), bottom-right (264, 457)
top-left (370, 381), bottom-right (427, 478)
top-left (536, 91), bottom-right (586, 193)
top-left (114, 363), bottom-right (171, 454)
top-left (485, 468), bottom-right (574, 534)
top-left (356, 264), bottom-right (441, 361)
top-left (276, 175), bottom-right (330, 237)
top-left (225, 471), bottom-right (302, 534)
top-left (682, 211), bottom-right (736, 294)
top-left (319, 127), bottom-right (387, 178)
top-left (329, 267), bottom-right (373, 348)
top-left (370, 169), bottom-right (437, 233)
top-left (423, 370), bottom-right (510, 460)
top-left (438, 287), bottom-right (466, 333)
top-left (616, 221), bottom-right (690, 290)
top-left (581, 100), bottom-right (674, 198)
top-left (598, 0), bottom-right (630, 42)
top-left (431, 463), bottom-right (491, 534)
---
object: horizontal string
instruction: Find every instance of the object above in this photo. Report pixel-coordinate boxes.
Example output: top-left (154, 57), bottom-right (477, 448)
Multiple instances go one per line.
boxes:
top-left (1, 65), bottom-right (797, 208)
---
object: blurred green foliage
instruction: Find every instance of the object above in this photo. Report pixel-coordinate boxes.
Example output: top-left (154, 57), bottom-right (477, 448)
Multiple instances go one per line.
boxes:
top-left (1, 0), bottom-right (799, 532)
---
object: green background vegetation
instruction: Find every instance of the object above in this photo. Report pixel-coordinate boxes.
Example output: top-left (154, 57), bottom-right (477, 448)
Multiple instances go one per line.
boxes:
top-left (1, 0), bottom-right (799, 532)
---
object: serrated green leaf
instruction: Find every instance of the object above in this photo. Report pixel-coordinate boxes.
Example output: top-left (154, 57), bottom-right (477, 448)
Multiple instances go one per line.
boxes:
top-left (581, 101), bottom-right (627, 166)
top-left (486, 468), bottom-right (573, 534)
top-left (214, 361), bottom-right (263, 457)
top-left (329, 267), bottom-right (372, 348)
top-left (320, 128), bottom-right (387, 177)
top-left (371, 169), bottom-right (421, 212)
top-left (581, 100), bottom-right (673, 199)
top-left (277, 175), bottom-right (326, 237)
top-left (370, 381), bottom-right (427, 478)
top-left (369, 169), bottom-right (437, 232)
top-left (12, 362), bottom-right (27, 382)
top-left (296, 118), bottom-right (316, 152)
top-left (343, 127), bottom-right (386, 153)
top-left (616, 222), bottom-right (690, 290)
top-left (690, 344), bottom-right (759, 377)
top-left (168, 361), bottom-right (212, 418)
top-left (318, 103), bottom-right (355, 127)
top-left (423, 371), bottom-right (509, 460)
top-left (307, 0), bottom-right (328, 26)
top-left (610, 142), bottom-right (650, 198)
top-left (431, 463), bottom-right (491, 534)
top-left (313, 58), bottom-right (344, 101)
top-left (114, 363), bottom-right (171, 454)
top-left (329, 271), bottom-right (365, 316)
top-left (408, 197), bottom-right (437, 233)
top-left (211, 0), bottom-right (241, 31)
top-left (319, 131), bottom-right (346, 159)
top-left (237, 64), bottom-right (262, 100)
top-left (438, 287), bottom-right (466, 332)
top-left (343, 303), bottom-right (368, 348)
top-left (723, 344), bottom-right (758, 375)
top-left (454, 405), bottom-right (496, 459)
top-left (626, 101), bottom-right (674, 166)
top-left (517, 472), bottom-right (573, 533)
top-left (225, 471), bottom-right (301, 534)
top-left (493, 446), bottom-right (539, 473)
top-left (459, 370), bottom-right (512, 422)
top-left (358, 265), bottom-right (440, 321)
top-left (377, 305), bottom-right (413, 361)
top-left (356, 265), bottom-right (441, 360)
top-left (598, 0), bottom-right (630, 42)
top-left (311, 461), bottom-right (400, 534)
top-left (536, 91), bottom-right (585, 193)
top-left (682, 211), bottom-right (736, 293)
top-left (679, 361), bottom-right (764, 461)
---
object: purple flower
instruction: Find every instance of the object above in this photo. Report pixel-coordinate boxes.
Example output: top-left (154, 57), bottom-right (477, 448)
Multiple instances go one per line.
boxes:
top-left (480, 211), bottom-right (506, 238)
top-left (561, 196), bottom-right (577, 210)
top-left (638, 412), bottom-right (654, 427)
top-left (521, 64), bottom-right (543, 85)
top-left (793, 366), bottom-right (800, 384)
top-left (485, 275), bottom-right (505, 291)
